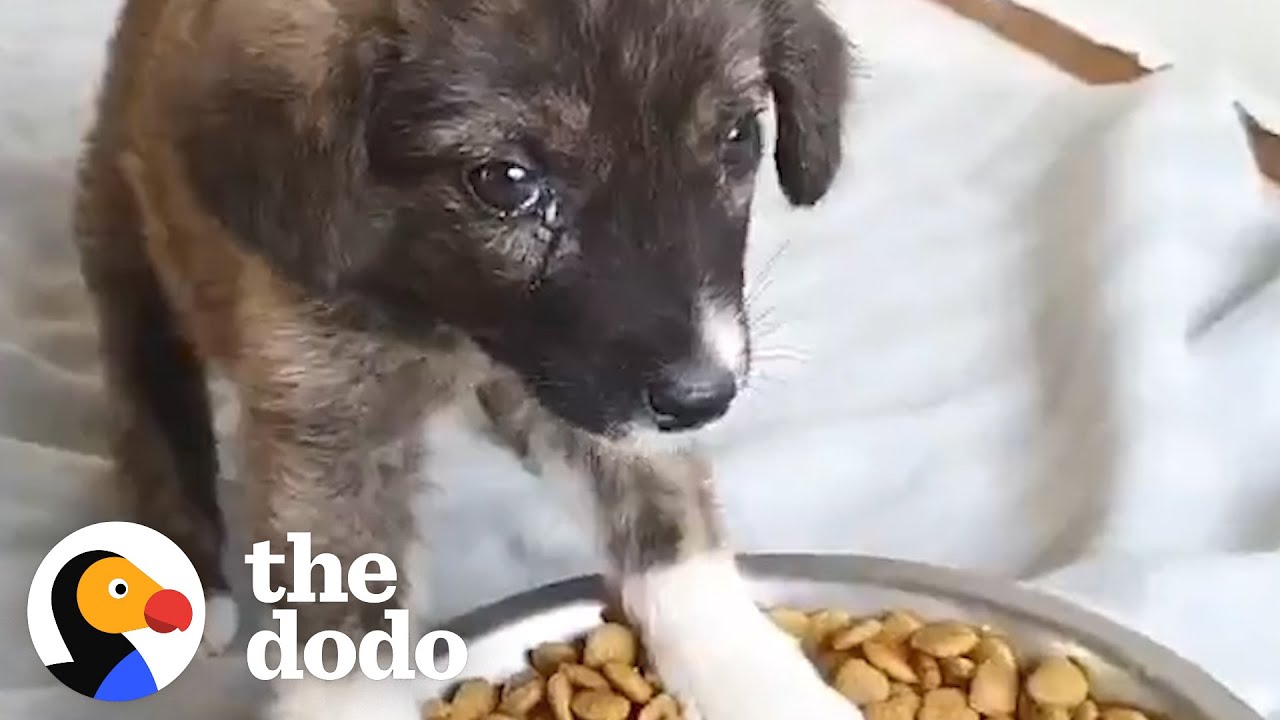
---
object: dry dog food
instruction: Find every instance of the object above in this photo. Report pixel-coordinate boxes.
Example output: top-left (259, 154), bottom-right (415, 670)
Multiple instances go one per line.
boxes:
top-left (422, 606), bottom-right (1168, 720)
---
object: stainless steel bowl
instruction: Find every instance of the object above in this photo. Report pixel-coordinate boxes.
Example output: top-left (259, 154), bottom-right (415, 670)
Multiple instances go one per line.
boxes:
top-left (435, 553), bottom-right (1260, 719)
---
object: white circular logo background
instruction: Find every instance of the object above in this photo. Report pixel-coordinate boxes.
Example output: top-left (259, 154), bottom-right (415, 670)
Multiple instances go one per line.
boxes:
top-left (27, 521), bottom-right (206, 697)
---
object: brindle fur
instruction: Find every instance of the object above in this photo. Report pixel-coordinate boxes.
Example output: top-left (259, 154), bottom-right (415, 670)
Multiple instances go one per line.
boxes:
top-left (76, 0), bottom-right (849, 648)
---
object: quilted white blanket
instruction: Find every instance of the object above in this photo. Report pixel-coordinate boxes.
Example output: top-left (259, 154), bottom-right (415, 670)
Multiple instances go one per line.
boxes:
top-left (2, 0), bottom-right (1278, 718)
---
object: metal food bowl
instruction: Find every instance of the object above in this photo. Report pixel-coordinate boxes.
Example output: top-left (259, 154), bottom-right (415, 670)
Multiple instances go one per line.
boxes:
top-left (435, 554), bottom-right (1260, 719)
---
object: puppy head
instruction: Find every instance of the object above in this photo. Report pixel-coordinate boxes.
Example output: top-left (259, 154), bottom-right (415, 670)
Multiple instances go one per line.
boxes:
top-left (179, 0), bottom-right (852, 438)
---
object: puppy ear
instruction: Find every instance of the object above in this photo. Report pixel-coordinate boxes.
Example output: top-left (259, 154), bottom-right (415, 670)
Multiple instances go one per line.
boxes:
top-left (761, 0), bottom-right (853, 206)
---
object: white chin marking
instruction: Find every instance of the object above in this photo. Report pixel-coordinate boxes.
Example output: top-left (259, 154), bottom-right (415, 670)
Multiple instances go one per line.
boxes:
top-left (267, 676), bottom-right (420, 720)
top-left (616, 425), bottom-right (700, 455)
top-left (699, 299), bottom-right (746, 381)
top-left (621, 553), bottom-right (864, 720)
top-left (200, 593), bottom-right (239, 657)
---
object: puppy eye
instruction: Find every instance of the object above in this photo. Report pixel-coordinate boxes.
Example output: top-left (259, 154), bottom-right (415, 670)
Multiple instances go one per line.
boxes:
top-left (722, 113), bottom-right (763, 171)
top-left (465, 161), bottom-right (544, 217)
top-left (109, 579), bottom-right (128, 599)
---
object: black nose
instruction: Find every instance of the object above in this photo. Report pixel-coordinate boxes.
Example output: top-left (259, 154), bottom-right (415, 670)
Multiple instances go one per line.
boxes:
top-left (646, 362), bottom-right (738, 432)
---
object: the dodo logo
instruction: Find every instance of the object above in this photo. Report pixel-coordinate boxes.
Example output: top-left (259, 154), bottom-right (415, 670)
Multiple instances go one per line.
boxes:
top-left (27, 522), bottom-right (205, 702)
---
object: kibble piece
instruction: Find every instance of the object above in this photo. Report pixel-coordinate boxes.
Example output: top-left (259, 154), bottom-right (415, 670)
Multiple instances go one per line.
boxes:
top-left (483, 715), bottom-right (519, 720)
top-left (499, 675), bottom-right (544, 716)
top-left (863, 640), bottom-right (918, 683)
top-left (1026, 658), bottom-right (1089, 709)
top-left (878, 610), bottom-right (925, 643)
top-left (547, 672), bottom-right (574, 720)
top-left (1017, 695), bottom-right (1069, 720)
top-left (833, 658), bottom-right (891, 705)
top-left (451, 680), bottom-right (499, 720)
top-left (570, 690), bottom-right (631, 720)
top-left (768, 607), bottom-right (812, 638)
top-left (831, 618), bottom-right (883, 650)
top-left (912, 653), bottom-right (943, 690)
top-left (1099, 709), bottom-right (1150, 720)
top-left (911, 622), bottom-right (980, 658)
top-left (637, 694), bottom-right (681, 720)
top-left (939, 656), bottom-right (976, 686)
top-left (1073, 700), bottom-right (1100, 720)
top-left (562, 664), bottom-right (611, 690)
top-left (422, 699), bottom-right (451, 720)
top-left (864, 687), bottom-right (921, 720)
top-left (919, 688), bottom-right (979, 720)
top-left (970, 636), bottom-right (1017, 668)
top-left (809, 609), bottom-right (854, 644)
top-left (601, 662), bottom-right (654, 704)
top-left (583, 624), bottom-right (638, 667)
top-left (531, 642), bottom-right (579, 676)
top-left (970, 658), bottom-right (1018, 715)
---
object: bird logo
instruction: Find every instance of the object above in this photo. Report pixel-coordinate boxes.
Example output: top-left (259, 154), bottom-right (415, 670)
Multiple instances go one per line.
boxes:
top-left (27, 522), bottom-right (206, 702)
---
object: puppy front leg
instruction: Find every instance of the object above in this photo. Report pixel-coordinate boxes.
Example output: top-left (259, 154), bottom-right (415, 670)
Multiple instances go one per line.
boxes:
top-left (243, 418), bottom-right (424, 720)
top-left (478, 381), bottom-right (862, 720)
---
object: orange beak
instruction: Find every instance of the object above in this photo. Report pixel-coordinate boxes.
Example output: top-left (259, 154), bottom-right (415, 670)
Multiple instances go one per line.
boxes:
top-left (144, 588), bottom-right (192, 633)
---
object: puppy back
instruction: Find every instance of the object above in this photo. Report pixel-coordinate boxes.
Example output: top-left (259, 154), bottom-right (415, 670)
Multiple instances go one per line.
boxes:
top-left (75, 0), bottom-right (390, 366)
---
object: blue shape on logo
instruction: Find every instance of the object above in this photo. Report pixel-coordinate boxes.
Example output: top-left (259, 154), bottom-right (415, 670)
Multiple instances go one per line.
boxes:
top-left (94, 650), bottom-right (159, 702)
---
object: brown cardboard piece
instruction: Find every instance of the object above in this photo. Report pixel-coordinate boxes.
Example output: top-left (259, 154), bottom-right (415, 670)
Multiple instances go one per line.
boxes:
top-left (925, 0), bottom-right (1280, 183)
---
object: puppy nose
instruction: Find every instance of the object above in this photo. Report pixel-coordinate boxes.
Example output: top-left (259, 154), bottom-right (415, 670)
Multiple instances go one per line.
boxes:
top-left (646, 362), bottom-right (738, 432)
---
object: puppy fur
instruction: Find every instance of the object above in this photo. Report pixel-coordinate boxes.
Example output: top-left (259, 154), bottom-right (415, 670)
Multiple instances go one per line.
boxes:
top-left (75, 0), bottom-right (852, 716)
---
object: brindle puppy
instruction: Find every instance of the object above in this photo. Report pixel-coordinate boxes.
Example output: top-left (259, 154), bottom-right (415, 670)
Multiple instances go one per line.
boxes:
top-left (75, 0), bottom-right (854, 717)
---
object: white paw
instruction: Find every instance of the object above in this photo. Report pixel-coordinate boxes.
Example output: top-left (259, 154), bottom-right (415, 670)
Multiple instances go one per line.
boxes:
top-left (653, 615), bottom-right (862, 720)
top-left (624, 553), bottom-right (864, 720)
top-left (200, 593), bottom-right (239, 657)
top-left (266, 676), bottom-right (420, 720)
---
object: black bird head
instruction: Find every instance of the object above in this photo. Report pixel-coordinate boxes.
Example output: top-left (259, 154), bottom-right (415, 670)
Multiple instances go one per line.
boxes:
top-left (46, 550), bottom-right (193, 699)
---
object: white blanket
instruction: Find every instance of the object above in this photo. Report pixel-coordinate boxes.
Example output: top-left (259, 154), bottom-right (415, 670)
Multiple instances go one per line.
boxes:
top-left (3, 0), bottom-right (1279, 718)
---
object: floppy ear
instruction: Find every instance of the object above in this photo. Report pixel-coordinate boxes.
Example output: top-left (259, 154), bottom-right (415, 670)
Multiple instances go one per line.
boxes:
top-left (761, 0), bottom-right (853, 206)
